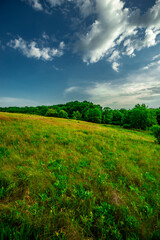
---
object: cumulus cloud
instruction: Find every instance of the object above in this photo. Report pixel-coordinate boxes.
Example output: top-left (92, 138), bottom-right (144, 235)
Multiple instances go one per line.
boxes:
top-left (108, 50), bottom-right (121, 63)
top-left (75, 0), bottom-right (160, 70)
top-left (20, 0), bottom-right (160, 71)
top-left (8, 37), bottom-right (64, 61)
top-left (74, 0), bottom-right (94, 17)
top-left (112, 62), bottom-right (120, 72)
top-left (76, 0), bottom-right (129, 63)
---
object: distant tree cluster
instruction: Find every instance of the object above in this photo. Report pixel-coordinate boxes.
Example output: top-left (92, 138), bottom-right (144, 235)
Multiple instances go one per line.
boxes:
top-left (0, 101), bottom-right (160, 133)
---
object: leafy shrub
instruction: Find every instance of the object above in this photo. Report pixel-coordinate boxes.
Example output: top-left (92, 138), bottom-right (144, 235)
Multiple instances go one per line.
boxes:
top-left (150, 125), bottom-right (160, 143)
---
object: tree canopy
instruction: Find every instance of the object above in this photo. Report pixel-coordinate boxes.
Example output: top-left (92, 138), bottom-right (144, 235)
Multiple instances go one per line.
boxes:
top-left (0, 101), bottom-right (159, 131)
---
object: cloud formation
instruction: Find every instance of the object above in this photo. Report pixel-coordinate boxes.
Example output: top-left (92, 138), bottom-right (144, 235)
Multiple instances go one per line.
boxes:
top-left (75, 0), bottom-right (160, 70)
top-left (143, 53), bottom-right (160, 70)
top-left (20, 0), bottom-right (160, 71)
top-left (24, 0), bottom-right (43, 11)
top-left (8, 37), bottom-right (65, 61)
top-left (112, 62), bottom-right (120, 72)
top-left (23, 0), bottom-right (94, 17)
top-left (65, 64), bottom-right (160, 108)
top-left (46, 0), bottom-right (67, 7)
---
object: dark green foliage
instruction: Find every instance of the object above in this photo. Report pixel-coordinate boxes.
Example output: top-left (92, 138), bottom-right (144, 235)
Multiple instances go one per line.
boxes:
top-left (102, 107), bottom-right (113, 124)
top-left (112, 110), bottom-right (124, 125)
top-left (147, 109), bottom-right (158, 127)
top-left (130, 108), bottom-right (148, 130)
top-left (58, 110), bottom-right (68, 119)
top-left (46, 109), bottom-right (58, 117)
top-left (156, 109), bottom-right (160, 125)
top-left (84, 108), bottom-right (102, 123)
top-left (36, 106), bottom-right (49, 116)
top-left (123, 124), bottom-right (132, 129)
top-left (123, 104), bottom-right (157, 130)
top-left (72, 110), bottom-right (82, 120)
top-left (150, 125), bottom-right (160, 143)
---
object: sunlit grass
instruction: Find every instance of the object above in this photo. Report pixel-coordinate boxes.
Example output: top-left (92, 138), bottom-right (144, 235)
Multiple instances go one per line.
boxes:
top-left (0, 112), bottom-right (160, 239)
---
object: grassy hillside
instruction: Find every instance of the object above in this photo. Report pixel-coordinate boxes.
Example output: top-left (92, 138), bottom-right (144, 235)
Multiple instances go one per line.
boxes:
top-left (0, 112), bottom-right (160, 240)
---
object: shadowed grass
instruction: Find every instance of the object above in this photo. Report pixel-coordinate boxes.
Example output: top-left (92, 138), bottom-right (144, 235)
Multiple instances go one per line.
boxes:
top-left (0, 112), bottom-right (160, 240)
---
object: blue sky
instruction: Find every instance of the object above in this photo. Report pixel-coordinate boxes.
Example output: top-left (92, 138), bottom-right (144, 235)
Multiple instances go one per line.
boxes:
top-left (0, 0), bottom-right (160, 109)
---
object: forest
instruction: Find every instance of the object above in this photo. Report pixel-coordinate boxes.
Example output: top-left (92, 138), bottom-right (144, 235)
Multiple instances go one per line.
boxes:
top-left (0, 101), bottom-right (160, 130)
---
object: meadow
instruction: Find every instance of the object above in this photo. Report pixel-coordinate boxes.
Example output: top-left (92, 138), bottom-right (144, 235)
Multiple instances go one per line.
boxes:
top-left (0, 112), bottom-right (160, 240)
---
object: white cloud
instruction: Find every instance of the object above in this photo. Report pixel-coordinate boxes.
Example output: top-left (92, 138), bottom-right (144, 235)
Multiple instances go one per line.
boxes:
top-left (64, 86), bottom-right (79, 93)
top-left (152, 53), bottom-right (160, 61)
top-left (24, 0), bottom-right (94, 18)
top-left (64, 65), bottom-right (160, 108)
top-left (87, 67), bottom-right (160, 108)
top-left (17, 0), bottom-right (160, 71)
top-left (75, 0), bottom-right (130, 64)
top-left (143, 60), bottom-right (160, 70)
top-left (59, 41), bottom-right (65, 49)
top-left (112, 62), bottom-right (120, 72)
top-left (108, 50), bottom-right (121, 71)
top-left (24, 0), bottom-right (43, 11)
top-left (108, 50), bottom-right (120, 63)
top-left (75, 0), bottom-right (160, 70)
top-left (75, 0), bottom-right (94, 17)
top-left (8, 37), bottom-right (64, 61)
top-left (143, 53), bottom-right (160, 70)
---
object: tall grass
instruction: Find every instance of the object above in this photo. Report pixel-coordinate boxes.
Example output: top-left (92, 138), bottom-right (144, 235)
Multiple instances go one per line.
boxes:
top-left (0, 112), bottom-right (160, 239)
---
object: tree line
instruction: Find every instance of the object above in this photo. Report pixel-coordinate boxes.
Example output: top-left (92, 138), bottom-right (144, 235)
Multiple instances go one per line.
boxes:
top-left (0, 101), bottom-right (160, 130)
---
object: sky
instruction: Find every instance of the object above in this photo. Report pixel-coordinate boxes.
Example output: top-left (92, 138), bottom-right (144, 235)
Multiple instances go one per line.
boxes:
top-left (0, 0), bottom-right (160, 109)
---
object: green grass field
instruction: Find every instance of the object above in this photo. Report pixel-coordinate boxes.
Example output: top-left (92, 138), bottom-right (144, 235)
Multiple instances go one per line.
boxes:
top-left (0, 112), bottom-right (160, 240)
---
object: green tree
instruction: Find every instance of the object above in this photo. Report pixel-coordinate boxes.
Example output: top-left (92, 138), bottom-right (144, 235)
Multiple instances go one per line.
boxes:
top-left (72, 111), bottom-right (82, 120)
top-left (58, 110), bottom-right (68, 119)
top-left (112, 110), bottom-right (124, 125)
top-left (102, 107), bottom-right (113, 124)
top-left (46, 109), bottom-right (58, 117)
top-left (84, 108), bottom-right (102, 123)
top-left (37, 106), bottom-right (49, 116)
top-left (128, 104), bottom-right (157, 130)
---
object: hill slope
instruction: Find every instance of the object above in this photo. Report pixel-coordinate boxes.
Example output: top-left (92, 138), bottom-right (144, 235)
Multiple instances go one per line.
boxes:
top-left (0, 112), bottom-right (160, 240)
